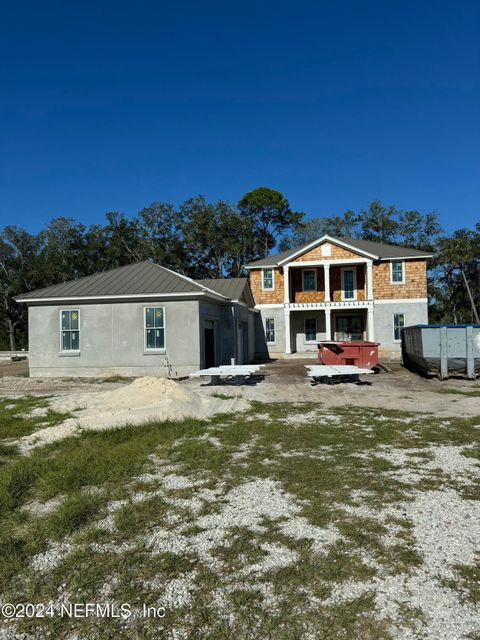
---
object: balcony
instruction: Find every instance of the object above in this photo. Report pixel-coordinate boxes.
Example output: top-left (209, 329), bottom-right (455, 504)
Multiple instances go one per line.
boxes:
top-left (285, 299), bottom-right (374, 310)
top-left (283, 262), bottom-right (374, 307)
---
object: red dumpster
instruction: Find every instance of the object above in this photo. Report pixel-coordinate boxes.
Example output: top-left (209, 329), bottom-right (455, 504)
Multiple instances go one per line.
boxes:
top-left (317, 341), bottom-right (380, 369)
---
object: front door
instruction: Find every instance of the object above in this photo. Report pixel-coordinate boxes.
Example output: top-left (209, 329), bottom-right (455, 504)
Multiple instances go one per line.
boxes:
top-left (335, 316), bottom-right (364, 341)
top-left (204, 321), bottom-right (215, 368)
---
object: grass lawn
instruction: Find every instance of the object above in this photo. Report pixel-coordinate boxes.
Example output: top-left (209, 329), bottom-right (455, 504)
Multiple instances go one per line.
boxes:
top-left (0, 396), bottom-right (479, 639)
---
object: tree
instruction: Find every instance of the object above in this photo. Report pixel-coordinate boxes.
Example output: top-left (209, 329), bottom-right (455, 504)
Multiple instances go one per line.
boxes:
top-left (179, 197), bottom-right (257, 278)
top-left (397, 210), bottom-right (442, 251)
top-left (40, 217), bottom-right (88, 284)
top-left (222, 211), bottom-right (257, 277)
top-left (279, 210), bottom-right (359, 250)
top-left (103, 212), bottom-right (143, 267)
top-left (238, 187), bottom-right (303, 257)
top-left (435, 230), bottom-right (480, 323)
top-left (137, 202), bottom-right (186, 271)
top-left (358, 200), bottom-right (399, 243)
top-left (0, 227), bottom-right (45, 350)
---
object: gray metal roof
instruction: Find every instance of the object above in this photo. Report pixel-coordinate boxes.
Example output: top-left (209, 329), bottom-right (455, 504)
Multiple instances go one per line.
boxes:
top-left (16, 261), bottom-right (223, 301)
top-left (338, 237), bottom-right (432, 259)
top-left (196, 278), bottom-right (253, 305)
top-left (245, 236), bottom-right (432, 267)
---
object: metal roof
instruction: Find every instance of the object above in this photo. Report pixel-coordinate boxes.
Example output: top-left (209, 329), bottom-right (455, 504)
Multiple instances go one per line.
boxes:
top-left (16, 261), bottom-right (224, 302)
top-left (196, 278), bottom-right (255, 307)
top-left (16, 262), bottom-right (258, 308)
top-left (338, 237), bottom-right (432, 259)
top-left (245, 236), bottom-right (432, 267)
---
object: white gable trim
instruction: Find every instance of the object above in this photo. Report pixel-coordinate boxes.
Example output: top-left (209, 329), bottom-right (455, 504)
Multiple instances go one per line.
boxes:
top-left (277, 235), bottom-right (379, 265)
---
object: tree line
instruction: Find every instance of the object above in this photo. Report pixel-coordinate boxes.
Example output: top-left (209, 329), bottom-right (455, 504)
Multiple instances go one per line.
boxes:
top-left (0, 187), bottom-right (479, 350)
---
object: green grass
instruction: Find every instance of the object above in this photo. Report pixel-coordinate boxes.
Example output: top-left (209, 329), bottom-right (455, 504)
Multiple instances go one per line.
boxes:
top-left (0, 400), bottom-right (478, 639)
top-left (443, 562), bottom-right (480, 604)
top-left (0, 396), bottom-right (71, 440)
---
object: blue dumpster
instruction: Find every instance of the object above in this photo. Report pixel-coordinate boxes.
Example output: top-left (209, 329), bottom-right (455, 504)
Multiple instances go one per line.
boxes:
top-left (401, 324), bottom-right (480, 380)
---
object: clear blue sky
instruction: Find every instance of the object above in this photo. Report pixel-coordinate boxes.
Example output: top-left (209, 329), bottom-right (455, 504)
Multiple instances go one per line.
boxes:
top-left (1, 0), bottom-right (478, 234)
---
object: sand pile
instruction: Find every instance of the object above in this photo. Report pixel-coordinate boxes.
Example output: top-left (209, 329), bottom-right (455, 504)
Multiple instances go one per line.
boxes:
top-left (18, 377), bottom-right (247, 451)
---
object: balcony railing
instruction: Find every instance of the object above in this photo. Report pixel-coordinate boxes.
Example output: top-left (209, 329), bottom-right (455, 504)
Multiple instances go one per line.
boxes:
top-left (285, 299), bottom-right (374, 309)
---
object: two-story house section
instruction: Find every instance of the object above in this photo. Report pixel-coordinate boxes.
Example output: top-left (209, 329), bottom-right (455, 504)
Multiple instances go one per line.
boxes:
top-left (246, 235), bottom-right (432, 359)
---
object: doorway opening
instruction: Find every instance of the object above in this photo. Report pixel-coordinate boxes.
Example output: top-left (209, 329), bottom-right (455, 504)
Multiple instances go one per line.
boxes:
top-left (335, 315), bottom-right (365, 341)
top-left (204, 320), bottom-right (216, 368)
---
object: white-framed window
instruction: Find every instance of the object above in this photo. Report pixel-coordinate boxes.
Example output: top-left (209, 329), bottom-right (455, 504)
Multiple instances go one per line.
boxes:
top-left (305, 318), bottom-right (317, 342)
top-left (144, 307), bottom-right (166, 350)
top-left (391, 260), bottom-right (405, 284)
top-left (341, 268), bottom-right (357, 300)
top-left (60, 309), bottom-right (80, 352)
top-left (265, 318), bottom-right (276, 344)
top-left (262, 268), bottom-right (274, 290)
top-left (393, 313), bottom-right (405, 342)
top-left (302, 269), bottom-right (317, 292)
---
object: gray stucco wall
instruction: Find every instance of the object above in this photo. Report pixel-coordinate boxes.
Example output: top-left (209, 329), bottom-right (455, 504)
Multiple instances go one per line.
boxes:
top-left (28, 299), bottom-right (202, 378)
top-left (258, 308), bottom-right (330, 356)
top-left (256, 301), bottom-right (428, 359)
top-left (373, 300), bottom-right (428, 359)
top-left (257, 307), bottom-right (285, 358)
top-left (291, 310), bottom-right (327, 352)
top-left (198, 299), bottom-right (233, 367)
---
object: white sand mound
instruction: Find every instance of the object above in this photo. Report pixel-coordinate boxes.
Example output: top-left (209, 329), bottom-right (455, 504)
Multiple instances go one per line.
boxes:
top-left (18, 377), bottom-right (247, 451)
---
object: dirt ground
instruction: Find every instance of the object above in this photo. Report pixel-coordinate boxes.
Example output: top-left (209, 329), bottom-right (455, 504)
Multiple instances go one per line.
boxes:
top-left (0, 358), bottom-right (478, 419)
top-left (0, 359), bottom-right (28, 378)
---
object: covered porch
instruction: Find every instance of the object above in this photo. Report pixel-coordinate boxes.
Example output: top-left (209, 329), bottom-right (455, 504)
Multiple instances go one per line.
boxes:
top-left (284, 302), bottom-right (375, 354)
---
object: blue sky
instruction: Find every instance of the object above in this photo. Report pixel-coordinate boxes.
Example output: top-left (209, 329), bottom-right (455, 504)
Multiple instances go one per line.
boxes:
top-left (0, 0), bottom-right (478, 234)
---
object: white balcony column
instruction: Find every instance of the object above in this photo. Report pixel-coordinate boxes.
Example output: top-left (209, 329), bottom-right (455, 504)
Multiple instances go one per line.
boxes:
top-left (366, 261), bottom-right (373, 300)
top-left (324, 263), bottom-right (331, 302)
top-left (367, 307), bottom-right (375, 341)
top-left (283, 265), bottom-right (290, 304)
top-left (284, 308), bottom-right (292, 354)
top-left (325, 308), bottom-right (332, 341)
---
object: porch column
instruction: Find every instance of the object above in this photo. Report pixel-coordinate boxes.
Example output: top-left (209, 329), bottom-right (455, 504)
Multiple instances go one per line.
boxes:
top-left (283, 265), bottom-right (290, 304)
top-left (366, 261), bottom-right (373, 300)
top-left (367, 307), bottom-right (375, 341)
top-left (284, 309), bottom-right (292, 354)
top-left (324, 263), bottom-right (331, 302)
top-left (325, 308), bottom-right (332, 341)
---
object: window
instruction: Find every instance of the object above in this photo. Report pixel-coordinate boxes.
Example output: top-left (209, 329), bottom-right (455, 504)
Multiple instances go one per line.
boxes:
top-left (302, 269), bottom-right (317, 292)
top-left (265, 318), bottom-right (275, 344)
top-left (305, 318), bottom-right (317, 342)
top-left (60, 310), bottom-right (80, 351)
top-left (393, 313), bottom-right (405, 342)
top-left (391, 260), bottom-right (405, 284)
top-left (341, 268), bottom-right (356, 300)
top-left (145, 307), bottom-right (165, 350)
top-left (262, 268), bottom-right (274, 290)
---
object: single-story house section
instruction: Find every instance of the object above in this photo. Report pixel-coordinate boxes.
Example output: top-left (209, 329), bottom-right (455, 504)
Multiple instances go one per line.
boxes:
top-left (16, 262), bottom-right (258, 378)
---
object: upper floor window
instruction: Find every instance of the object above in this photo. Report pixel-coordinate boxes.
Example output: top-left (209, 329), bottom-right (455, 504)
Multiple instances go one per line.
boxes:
top-left (393, 313), bottom-right (405, 342)
top-left (262, 268), bottom-right (274, 290)
top-left (341, 268), bottom-right (356, 300)
top-left (302, 269), bottom-right (317, 292)
top-left (60, 309), bottom-right (80, 352)
top-left (391, 260), bottom-right (405, 284)
top-left (265, 318), bottom-right (275, 344)
top-left (145, 307), bottom-right (165, 350)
